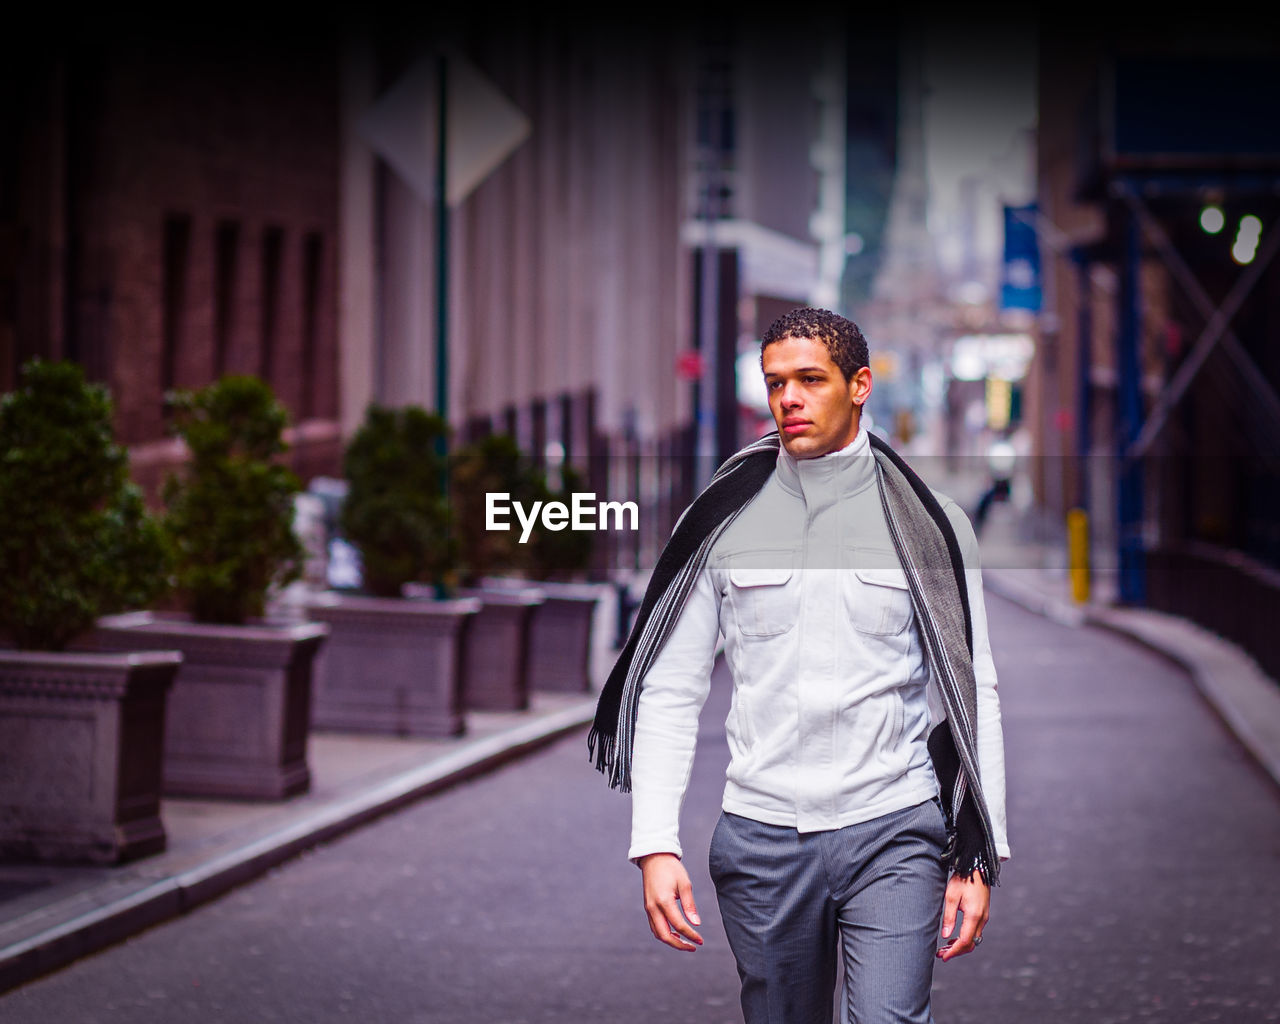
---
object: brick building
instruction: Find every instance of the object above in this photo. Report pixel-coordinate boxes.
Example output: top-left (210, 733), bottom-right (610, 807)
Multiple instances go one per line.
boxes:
top-left (1, 18), bottom-right (343, 496)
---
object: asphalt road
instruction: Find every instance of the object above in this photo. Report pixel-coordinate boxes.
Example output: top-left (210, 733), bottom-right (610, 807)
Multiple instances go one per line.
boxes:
top-left (2, 594), bottom-right (1279, 1023)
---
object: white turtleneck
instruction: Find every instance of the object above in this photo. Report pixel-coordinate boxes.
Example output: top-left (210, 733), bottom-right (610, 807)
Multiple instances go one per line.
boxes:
top-left (629, 427), bottom-right (1010, 864)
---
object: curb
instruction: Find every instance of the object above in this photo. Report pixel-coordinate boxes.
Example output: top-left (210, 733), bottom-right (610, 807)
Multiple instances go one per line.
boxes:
top-left (977, 568), bottom-right (1086, 629)
top-left (983, 569), bottom-right (1280, 793)
top-left (0, 700), bottom-right (597, 995)
top-left (1081, 610), bottom-right (1280, 792)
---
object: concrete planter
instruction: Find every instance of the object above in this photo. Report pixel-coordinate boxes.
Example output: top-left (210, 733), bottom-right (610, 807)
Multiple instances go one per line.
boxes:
top-left (482, 578), bottom-right (604, 694)
top-left (407, 583), bottom-right (545, 712)
top-left (88, 612), bottom-right (328, 800)
top-left (304, 591), bottom-right (479, 737)
top-left (0, 649), bottom-right (182, 864)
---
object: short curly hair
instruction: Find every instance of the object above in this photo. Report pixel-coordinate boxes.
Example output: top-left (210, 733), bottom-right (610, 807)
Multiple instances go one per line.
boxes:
top-left (760, 307), bottom-right (869, 382)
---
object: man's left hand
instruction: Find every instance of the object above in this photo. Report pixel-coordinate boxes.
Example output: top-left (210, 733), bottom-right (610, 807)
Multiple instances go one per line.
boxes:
top-left (936, 871), bottom-right (989, 961)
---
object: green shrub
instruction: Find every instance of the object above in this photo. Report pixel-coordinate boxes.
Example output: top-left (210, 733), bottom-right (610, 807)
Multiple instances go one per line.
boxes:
top-left (525, 463), bottom-right (594, 582)
top-left (0, 359), bottom-right (169, 650)
top-left (449, 433), bottom-right (542, 585)
top-left (162, 375), bottom-right (304, 624)
top-left (339, 404), bottom-right (453, 597)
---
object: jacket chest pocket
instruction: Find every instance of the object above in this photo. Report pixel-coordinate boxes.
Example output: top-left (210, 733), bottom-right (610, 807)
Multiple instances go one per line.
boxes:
top-left (846, 564), bottom-right (914, 636)
top-left (726, 552), bottom-right (796, 638)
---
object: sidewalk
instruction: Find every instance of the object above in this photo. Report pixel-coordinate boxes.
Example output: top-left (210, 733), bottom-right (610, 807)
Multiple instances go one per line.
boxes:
top-left (0, 688), bottom-right (601, 996)
top-left (966, 480), bottom-right (1280, 795)
top-left (0, 581), bottom-right (632, 995)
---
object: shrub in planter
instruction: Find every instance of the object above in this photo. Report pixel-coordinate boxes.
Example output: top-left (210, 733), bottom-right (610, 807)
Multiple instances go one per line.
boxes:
top-left (504, 462), bottom-right (603, 695)
top-left (525, 464), bottom-right (595, 584)
top-left (306, 404), bottom-right (475, 737)
top-left (0, 358), bottom-right (179, 863)
top-left (438, 435), bottom-right (550, 711)
top-left (449, 433), bottom-right (540, 586)
top-left (92, 375), bottom-right (326, 799)
top-left (339, 404), bottom-right (454, 597)
top-left (162, 374), bottom-right (305, 623)
top-left (0, 360), bottom-right (169, 651)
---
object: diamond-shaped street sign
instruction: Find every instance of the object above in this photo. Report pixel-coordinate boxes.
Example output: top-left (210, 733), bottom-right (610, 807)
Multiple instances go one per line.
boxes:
top-left (357, 52), bottom-right (531, 207)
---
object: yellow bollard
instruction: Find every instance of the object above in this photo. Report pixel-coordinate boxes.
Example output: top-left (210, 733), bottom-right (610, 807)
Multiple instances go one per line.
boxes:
top-left (1067, 508), bottom-right (1090, 604)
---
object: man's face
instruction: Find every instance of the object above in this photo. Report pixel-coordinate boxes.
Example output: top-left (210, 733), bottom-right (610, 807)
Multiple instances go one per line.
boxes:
top-left (762, 335), bottom-right (872, 459)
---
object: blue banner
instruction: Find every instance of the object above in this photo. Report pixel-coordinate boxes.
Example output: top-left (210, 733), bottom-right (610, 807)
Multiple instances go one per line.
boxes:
top-left (1001, 204), bottom-right (1042, 312)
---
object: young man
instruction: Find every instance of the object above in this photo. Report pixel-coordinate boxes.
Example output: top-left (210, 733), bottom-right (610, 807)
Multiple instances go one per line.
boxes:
top-left (589, 307), bottom-right (1009, 1023)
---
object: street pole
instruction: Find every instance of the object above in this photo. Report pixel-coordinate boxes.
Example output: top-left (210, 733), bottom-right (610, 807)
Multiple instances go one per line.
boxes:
top-left (1117, 204), bottom-right (1145, 605)
top-left (1071, 251), bottom-right (1093, 603)
top-left (697, 213), bottom-right (719, 491)
top-left (434, 53), bottom-right (451, 600)
top-left (1073, 252), bottom-right (1092, 513)
top-left (435, 53), bottom-right (450, 447)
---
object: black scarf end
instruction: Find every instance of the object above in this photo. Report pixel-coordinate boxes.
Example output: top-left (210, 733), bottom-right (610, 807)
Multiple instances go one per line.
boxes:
top-left (587, 726), bottom-right (610, 772)
top-left (587, 728), bottom-right (631, 792)
top-left (948, 834), bottom-right (1001, 888)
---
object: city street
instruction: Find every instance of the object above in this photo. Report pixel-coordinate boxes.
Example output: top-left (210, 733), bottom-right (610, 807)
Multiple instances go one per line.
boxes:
top-left (2, 592), bottom-right (1278, 1023)
top-left (4, 13), bottom-right (1277, 1023)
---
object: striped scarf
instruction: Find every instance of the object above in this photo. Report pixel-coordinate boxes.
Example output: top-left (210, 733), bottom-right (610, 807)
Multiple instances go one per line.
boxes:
top-left (588, 430), bottom-right (1001, 885)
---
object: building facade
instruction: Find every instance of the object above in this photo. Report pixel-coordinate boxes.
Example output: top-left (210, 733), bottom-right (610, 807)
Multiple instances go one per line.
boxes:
top-left (3, 11), bottom-right (869, 584)
top-left (1030, 17), bottom-right (1280, 674)
top-left (1, 20), bottom-right (344, 496)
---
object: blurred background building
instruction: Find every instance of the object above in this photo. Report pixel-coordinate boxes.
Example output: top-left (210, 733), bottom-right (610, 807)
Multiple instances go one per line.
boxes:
top-left (1030, 13), bottom-right (1280, 677)
top-left (0, 8), bottom-right (867, 582)
top-left (0, 17), bottom-right (345, 494)
top-left (2, 8), bottom-right (1276, 670)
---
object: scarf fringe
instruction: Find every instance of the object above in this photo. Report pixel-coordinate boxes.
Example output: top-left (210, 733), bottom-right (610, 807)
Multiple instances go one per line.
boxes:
top-left (587, 727), bottom-right (631, 792)
top-left (947, 799), bottom-right (1000, 886)
top-left (951, 848), bottom-right (997, 888)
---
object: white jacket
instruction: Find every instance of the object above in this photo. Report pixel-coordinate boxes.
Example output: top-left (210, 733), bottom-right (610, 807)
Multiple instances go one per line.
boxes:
top-left (629, 427), bottom-right (1010, 863)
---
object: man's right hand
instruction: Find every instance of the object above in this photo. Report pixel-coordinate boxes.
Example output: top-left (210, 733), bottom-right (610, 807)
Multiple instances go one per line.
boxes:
top-left (639, 852), bottom-right (703, 951)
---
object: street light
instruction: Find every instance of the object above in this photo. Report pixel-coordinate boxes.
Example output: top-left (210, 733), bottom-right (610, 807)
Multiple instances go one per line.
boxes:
top-left (1199, 205), bottom-right (1225, 234)
top-left (1232, 214), bottom-right (1262, 265)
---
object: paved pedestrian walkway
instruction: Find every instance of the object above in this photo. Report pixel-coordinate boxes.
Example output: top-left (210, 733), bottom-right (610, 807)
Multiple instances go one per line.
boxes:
top-left (0, 692), bottom-right (599, 993)
top-left (959, 474), bottom-right (1280, 794)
